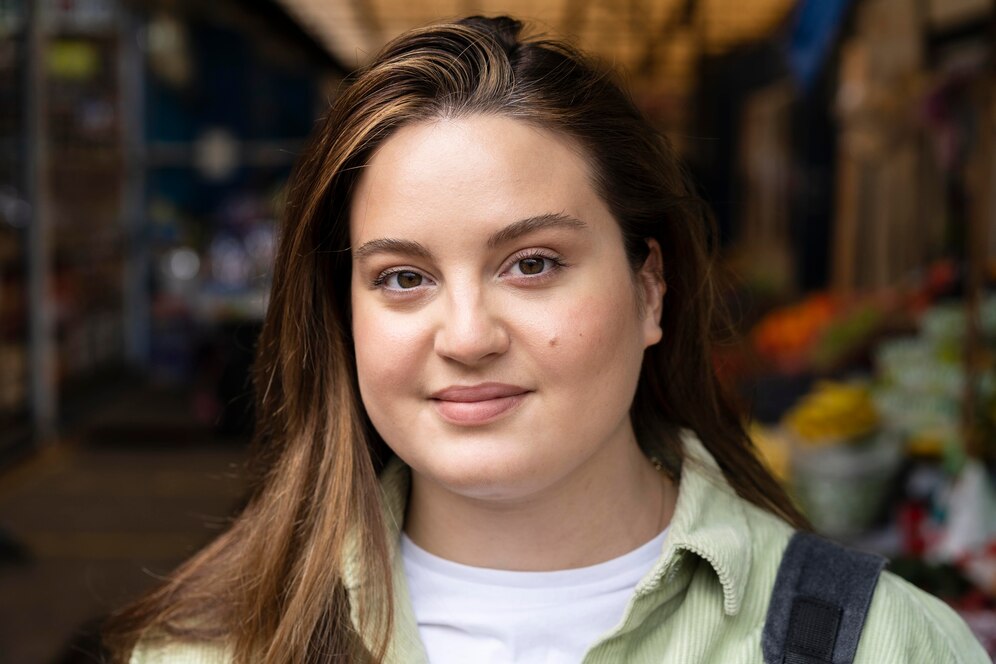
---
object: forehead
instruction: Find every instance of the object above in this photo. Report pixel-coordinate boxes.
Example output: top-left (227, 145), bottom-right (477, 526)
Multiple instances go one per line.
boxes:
top-left (348, 115), bottom-right (612, 243)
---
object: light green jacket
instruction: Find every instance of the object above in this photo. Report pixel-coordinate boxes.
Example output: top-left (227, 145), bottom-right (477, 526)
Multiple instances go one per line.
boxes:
top-left (132, 433), bottom-right (989, 663)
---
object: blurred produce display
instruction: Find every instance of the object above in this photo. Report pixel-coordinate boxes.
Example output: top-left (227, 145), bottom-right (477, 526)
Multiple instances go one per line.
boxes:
top-left (743, 275), bottom-right (996, 640)
top-left (784, 380), bottom-right (879, 442)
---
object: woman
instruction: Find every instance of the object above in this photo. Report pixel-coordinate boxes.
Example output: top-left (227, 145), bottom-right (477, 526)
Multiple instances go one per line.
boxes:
top-left (108, 16), bottom-right (987, 664)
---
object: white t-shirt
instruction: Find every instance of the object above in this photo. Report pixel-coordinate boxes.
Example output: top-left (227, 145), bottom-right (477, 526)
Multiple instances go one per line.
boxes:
top-left (400, 528), bottom-right (669, 664)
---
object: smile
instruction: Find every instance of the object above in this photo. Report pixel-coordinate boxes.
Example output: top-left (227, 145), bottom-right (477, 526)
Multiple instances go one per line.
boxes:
top-left (429, 383), bottom-right (530, 425)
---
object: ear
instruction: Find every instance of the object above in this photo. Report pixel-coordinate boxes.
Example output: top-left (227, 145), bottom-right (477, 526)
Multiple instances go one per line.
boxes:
top-left (637, 238), bottom-right (665, 347)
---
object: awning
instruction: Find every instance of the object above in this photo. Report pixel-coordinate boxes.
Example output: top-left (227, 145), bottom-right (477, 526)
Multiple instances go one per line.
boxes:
top-left (273, 0), bottom-right (796, 79)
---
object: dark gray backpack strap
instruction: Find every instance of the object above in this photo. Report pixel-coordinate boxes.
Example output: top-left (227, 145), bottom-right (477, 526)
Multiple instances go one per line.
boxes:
top-left (762, 531), bottom-right (887, 664)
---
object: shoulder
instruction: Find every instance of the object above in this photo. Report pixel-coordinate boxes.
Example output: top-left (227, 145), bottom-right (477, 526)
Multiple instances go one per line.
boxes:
top-left (856, 570), bottom-right (989, 663)
top-left (673, 434), bottom-right (987, 661)
top-left (732, 502), bottom-right (987, 662)
top-left (129, 638), bottom-right (232, 664)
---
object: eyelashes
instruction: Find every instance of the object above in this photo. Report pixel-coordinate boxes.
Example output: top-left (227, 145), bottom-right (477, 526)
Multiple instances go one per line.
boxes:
top-left (371, 268), bottom-right (428, 290)
top-left (369, 249), bottom-right (568, 293)
top-left (503, 249), bottom-right (568, 280)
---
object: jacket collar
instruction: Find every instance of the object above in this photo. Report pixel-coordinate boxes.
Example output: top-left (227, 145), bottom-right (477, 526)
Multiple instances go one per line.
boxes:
top-left (341, 459), bottom-right (409, 591)
top-left (638, 431), bottom-right (752, 616)
top-left (343, 461), bottom-right (428, 663)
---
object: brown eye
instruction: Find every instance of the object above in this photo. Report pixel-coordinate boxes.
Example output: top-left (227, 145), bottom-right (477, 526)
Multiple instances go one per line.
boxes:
top-left (395, 271), bottom-right (423, 288)
top-left (517, 257), bottom-right (546, 275)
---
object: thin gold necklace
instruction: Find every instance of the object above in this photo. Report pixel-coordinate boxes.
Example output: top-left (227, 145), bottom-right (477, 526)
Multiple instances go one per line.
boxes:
top-left (650, 456), bottom-right (669, 534)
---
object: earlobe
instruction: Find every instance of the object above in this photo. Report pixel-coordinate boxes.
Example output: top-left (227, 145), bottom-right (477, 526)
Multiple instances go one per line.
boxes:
top-left (639, 238), bottom-right (665, 346)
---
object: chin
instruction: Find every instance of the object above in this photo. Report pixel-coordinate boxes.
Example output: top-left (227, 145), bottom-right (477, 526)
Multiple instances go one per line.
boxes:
top-left (412, 448), bottom-right (560, 502)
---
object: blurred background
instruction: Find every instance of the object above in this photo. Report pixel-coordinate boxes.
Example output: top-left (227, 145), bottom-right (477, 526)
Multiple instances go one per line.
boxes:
top-left (0, 0), bottom-right (994, 661)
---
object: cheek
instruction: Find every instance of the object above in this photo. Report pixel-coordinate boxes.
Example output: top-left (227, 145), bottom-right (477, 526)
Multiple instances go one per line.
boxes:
top-left (351, 300), bottom-right (424, 401)
top-left (536, 291), bottom-right (643, 381)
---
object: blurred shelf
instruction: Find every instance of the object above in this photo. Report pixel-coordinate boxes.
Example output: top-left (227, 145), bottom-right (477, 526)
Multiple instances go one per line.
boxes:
top-left (194, 288), bottom-right (270, 324)
top-left (145, 139), bottom-right (306, 169)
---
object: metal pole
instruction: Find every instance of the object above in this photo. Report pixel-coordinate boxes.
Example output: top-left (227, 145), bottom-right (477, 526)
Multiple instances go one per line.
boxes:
top-left (120, 6), bottom-right (149, 366)
top-left (962, 79), bottom-right (995, 461)
top-left (25, 0), bottom-right (56, 441)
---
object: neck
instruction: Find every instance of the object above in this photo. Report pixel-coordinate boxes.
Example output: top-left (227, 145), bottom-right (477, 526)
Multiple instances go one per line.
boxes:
top-left (402, 425), bottom-right (677, 571)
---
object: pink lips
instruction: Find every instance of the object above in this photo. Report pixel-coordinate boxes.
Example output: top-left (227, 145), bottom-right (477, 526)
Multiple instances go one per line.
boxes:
top-left (429, 383), bottom-right (530, 425)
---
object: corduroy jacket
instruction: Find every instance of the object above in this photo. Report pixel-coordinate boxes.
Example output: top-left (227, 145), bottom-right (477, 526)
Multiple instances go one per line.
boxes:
top-left (131, 432), bottom-right (990, 663)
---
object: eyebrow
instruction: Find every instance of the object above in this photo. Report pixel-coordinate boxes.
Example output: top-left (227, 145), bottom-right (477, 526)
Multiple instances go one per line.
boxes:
top-left (486, 213), bottom-right (587, 248)
top-left (352, 238), bottom-right (432, 261)
top-left (352, 213), bottom-right (588, 261)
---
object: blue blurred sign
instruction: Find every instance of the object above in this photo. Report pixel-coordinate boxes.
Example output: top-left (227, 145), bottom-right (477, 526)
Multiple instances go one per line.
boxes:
top-left (785, 0), bottom-right (857, 91)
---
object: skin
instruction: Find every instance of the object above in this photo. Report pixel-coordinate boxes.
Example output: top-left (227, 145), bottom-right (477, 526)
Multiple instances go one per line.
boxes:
top-left (349, 114), bottom-right (676, 571)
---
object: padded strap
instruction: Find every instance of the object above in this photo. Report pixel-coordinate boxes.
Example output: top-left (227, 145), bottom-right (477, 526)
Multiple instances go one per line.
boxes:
top-left (762, 532), bottom-right (887, 664)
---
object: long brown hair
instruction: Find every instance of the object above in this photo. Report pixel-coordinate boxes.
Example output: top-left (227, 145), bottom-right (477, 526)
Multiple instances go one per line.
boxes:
top-left (105, 15), bottom-right (807, 663)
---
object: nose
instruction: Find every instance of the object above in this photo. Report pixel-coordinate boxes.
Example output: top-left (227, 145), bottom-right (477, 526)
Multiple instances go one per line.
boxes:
top-left (433, 284), bottom-right (510, 365)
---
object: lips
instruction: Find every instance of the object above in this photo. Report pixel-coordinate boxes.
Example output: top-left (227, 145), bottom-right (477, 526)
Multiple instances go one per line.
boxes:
top-left (430, 383), bottom-right (530, 425)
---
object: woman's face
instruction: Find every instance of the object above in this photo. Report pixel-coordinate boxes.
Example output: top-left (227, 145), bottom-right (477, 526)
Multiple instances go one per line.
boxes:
top-left (349, 114), bottom-right (663, 502)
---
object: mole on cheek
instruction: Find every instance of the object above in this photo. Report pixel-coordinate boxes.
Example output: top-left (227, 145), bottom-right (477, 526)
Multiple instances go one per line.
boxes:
top-left (548, 337), bottom-right (558, 347)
